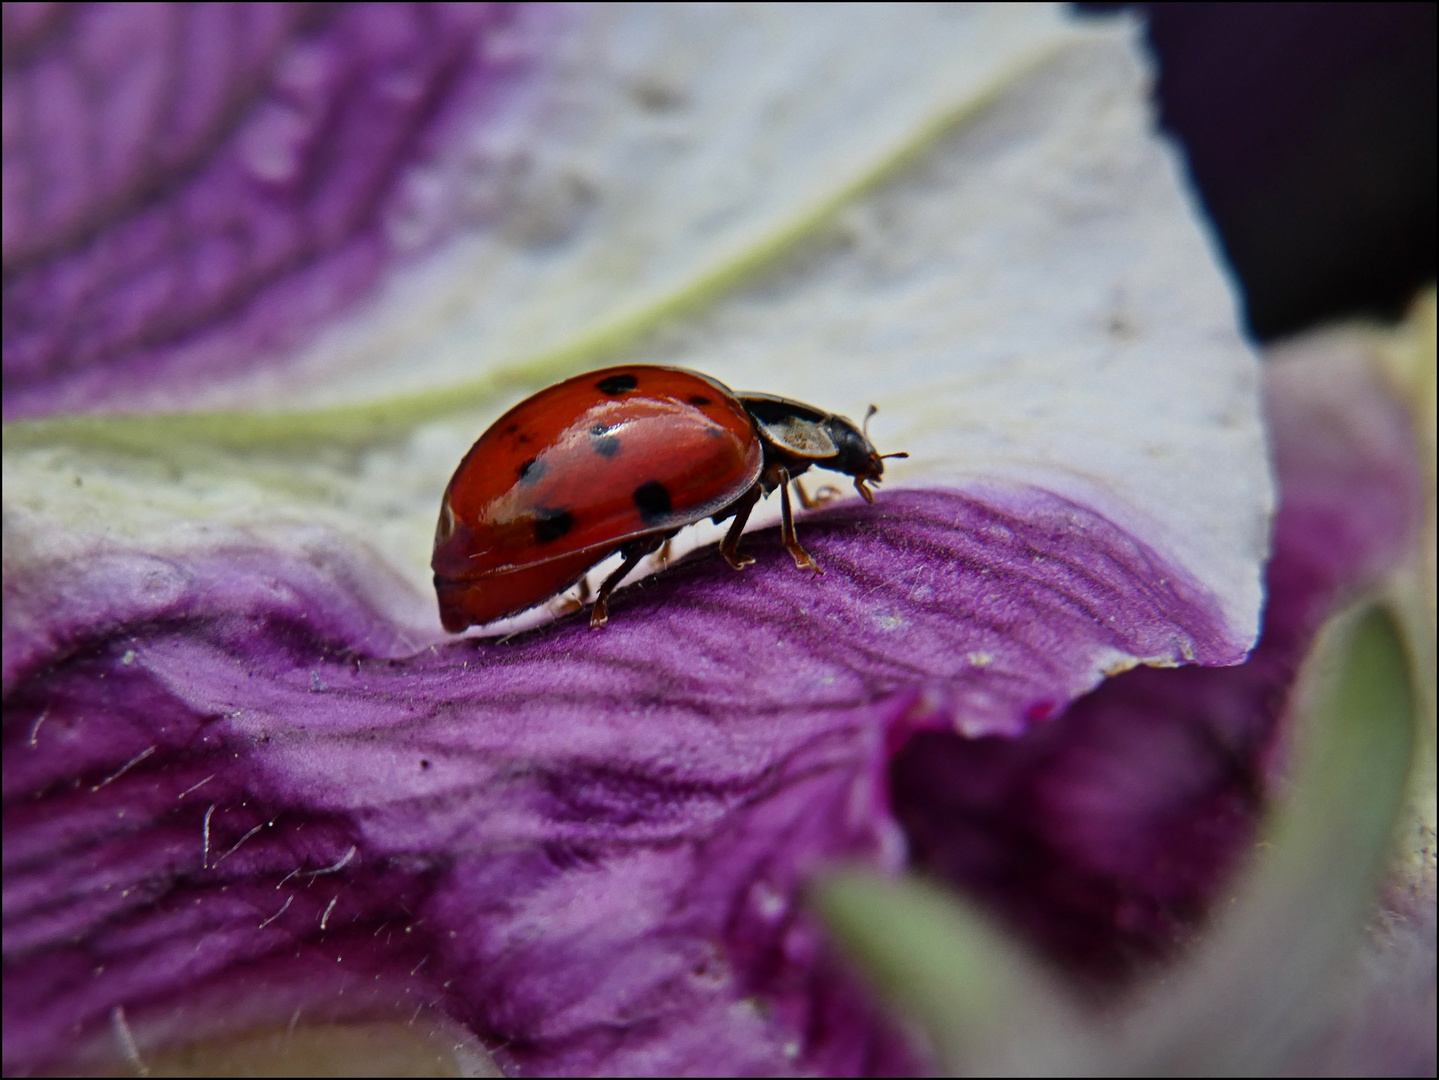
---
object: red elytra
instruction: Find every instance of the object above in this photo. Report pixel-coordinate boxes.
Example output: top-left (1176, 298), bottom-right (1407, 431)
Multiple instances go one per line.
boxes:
top-left (432, 365), bottom-right (906, 631)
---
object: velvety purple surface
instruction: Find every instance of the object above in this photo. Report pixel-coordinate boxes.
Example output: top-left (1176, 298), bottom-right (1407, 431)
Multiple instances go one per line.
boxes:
top-left (3, 483), bottom-right (1237, 1075)
top-left (2, 2), bottom-right (540, 418)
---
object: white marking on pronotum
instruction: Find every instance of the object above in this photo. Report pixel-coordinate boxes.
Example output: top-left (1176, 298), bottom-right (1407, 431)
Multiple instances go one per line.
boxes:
top-left (259, 895), bottom-right (294, 929)
top-left (320, 896), bottom-right (338, 931)
top-left (91, 745), bottom-right (156, 792)
top-left (301, 844), bottom-right (357, 877)
top-left (28, 707), bottom-right (49, 747)
top-left (178, 774), bottom-right (215, 799)
top-left (111, 1005), bottom-right (149, 1077)
top-left (201, 804), bottom-right (216, 869)
top-left (215, 821), bottom-right (268, 864)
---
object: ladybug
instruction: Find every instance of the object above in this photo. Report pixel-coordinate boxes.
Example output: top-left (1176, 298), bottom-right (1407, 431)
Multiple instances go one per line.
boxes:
top-left (432, 365), bottom-right (906, 632)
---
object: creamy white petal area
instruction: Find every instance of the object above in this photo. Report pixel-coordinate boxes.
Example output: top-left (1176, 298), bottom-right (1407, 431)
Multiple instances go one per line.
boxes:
top-left (211, 5), bottom-right (1088, 406)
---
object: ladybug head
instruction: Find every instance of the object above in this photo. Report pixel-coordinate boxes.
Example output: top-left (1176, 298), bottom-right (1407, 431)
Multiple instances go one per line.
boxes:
top-left (740, 393), bottom-right (907, 504)
top-left (825, 406), bottom-right (907, 504)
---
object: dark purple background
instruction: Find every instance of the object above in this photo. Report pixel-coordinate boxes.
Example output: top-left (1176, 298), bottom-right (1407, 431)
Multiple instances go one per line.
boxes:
top-left (1082, 2), bottom-right (1436, 340)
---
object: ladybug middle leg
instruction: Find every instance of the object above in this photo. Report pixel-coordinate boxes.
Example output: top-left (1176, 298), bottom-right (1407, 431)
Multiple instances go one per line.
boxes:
top-left (718, 485), bottom-right (761, 570)
top-left (778, 467), bottom-right (823, 575)
top-left (590, 531), bottom-right (677, 629)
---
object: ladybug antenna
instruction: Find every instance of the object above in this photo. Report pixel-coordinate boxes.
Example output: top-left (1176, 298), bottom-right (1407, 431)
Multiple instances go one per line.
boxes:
top-left (863, 404), bottom-right (878, 440)
top-left (882, 451), bottom-right (909, 461)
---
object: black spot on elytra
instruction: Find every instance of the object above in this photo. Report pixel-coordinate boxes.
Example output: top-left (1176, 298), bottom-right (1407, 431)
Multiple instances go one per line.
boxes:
top-left (503, 422), bottom-right (520, 435)
top-left (532, 508), bottom-right (576, 544)
top-left (632, 481), bottom-right (672, 524)
top-left (688, 394), bottom-right (712, 406)
top-left (517, 457), bottom-right (544, 483)
top-left (590, 424), bottom-right (621, 458)
top-left (596, 373), bottom-right (638, 395)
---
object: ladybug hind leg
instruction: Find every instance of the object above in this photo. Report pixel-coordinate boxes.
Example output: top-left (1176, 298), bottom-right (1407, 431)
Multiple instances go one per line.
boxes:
top-left (555, 573), bottom-right (593, 618)
top-left (590, 531), bottom-right (675, 630)
top-left (778, 468), bottom-right (823, 575)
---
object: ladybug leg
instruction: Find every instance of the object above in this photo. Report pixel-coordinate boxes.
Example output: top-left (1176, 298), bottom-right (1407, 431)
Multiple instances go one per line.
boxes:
top-left (590, 533), bottom-right (670, 629)
top-left (778, 468), bottom-right (824, 575)
top-left (719, 485), bottom-right (761, 570)
top-left (555, 573), bottom-right (592, 616)
top-left (792, 479), bottom-right (842, 509)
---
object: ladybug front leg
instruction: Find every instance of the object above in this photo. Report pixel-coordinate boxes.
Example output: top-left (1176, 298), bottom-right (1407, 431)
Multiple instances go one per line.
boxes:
top-left (719, 484), bottom-right (761, 570)
top-left (590, 533), bottom-right (671, 629)
top-left (778, 468), bottom-right (823, 575)
top-left (792, 478), bottom-right (842, 510)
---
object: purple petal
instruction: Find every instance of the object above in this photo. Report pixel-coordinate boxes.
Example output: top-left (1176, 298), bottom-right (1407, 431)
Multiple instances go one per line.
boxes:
top-left (5, 478), bottom-right (1244, 1075)
top-left (2, 3), bottom-right (555, 418)
top-left (891, 347), bottom-right (1426, 985)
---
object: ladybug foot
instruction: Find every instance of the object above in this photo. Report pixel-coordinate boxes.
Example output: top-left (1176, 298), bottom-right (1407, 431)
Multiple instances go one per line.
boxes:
top-left (589, 599), bottom-right (609, 630)
top-left (723, 550), bottom-right (756, 571)
top-left (783, 528), bottom-right (824, 574)
top-left (787, 547), bottom-right (825, 575)
top-left (777, 471), bottom-right (823, 575)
